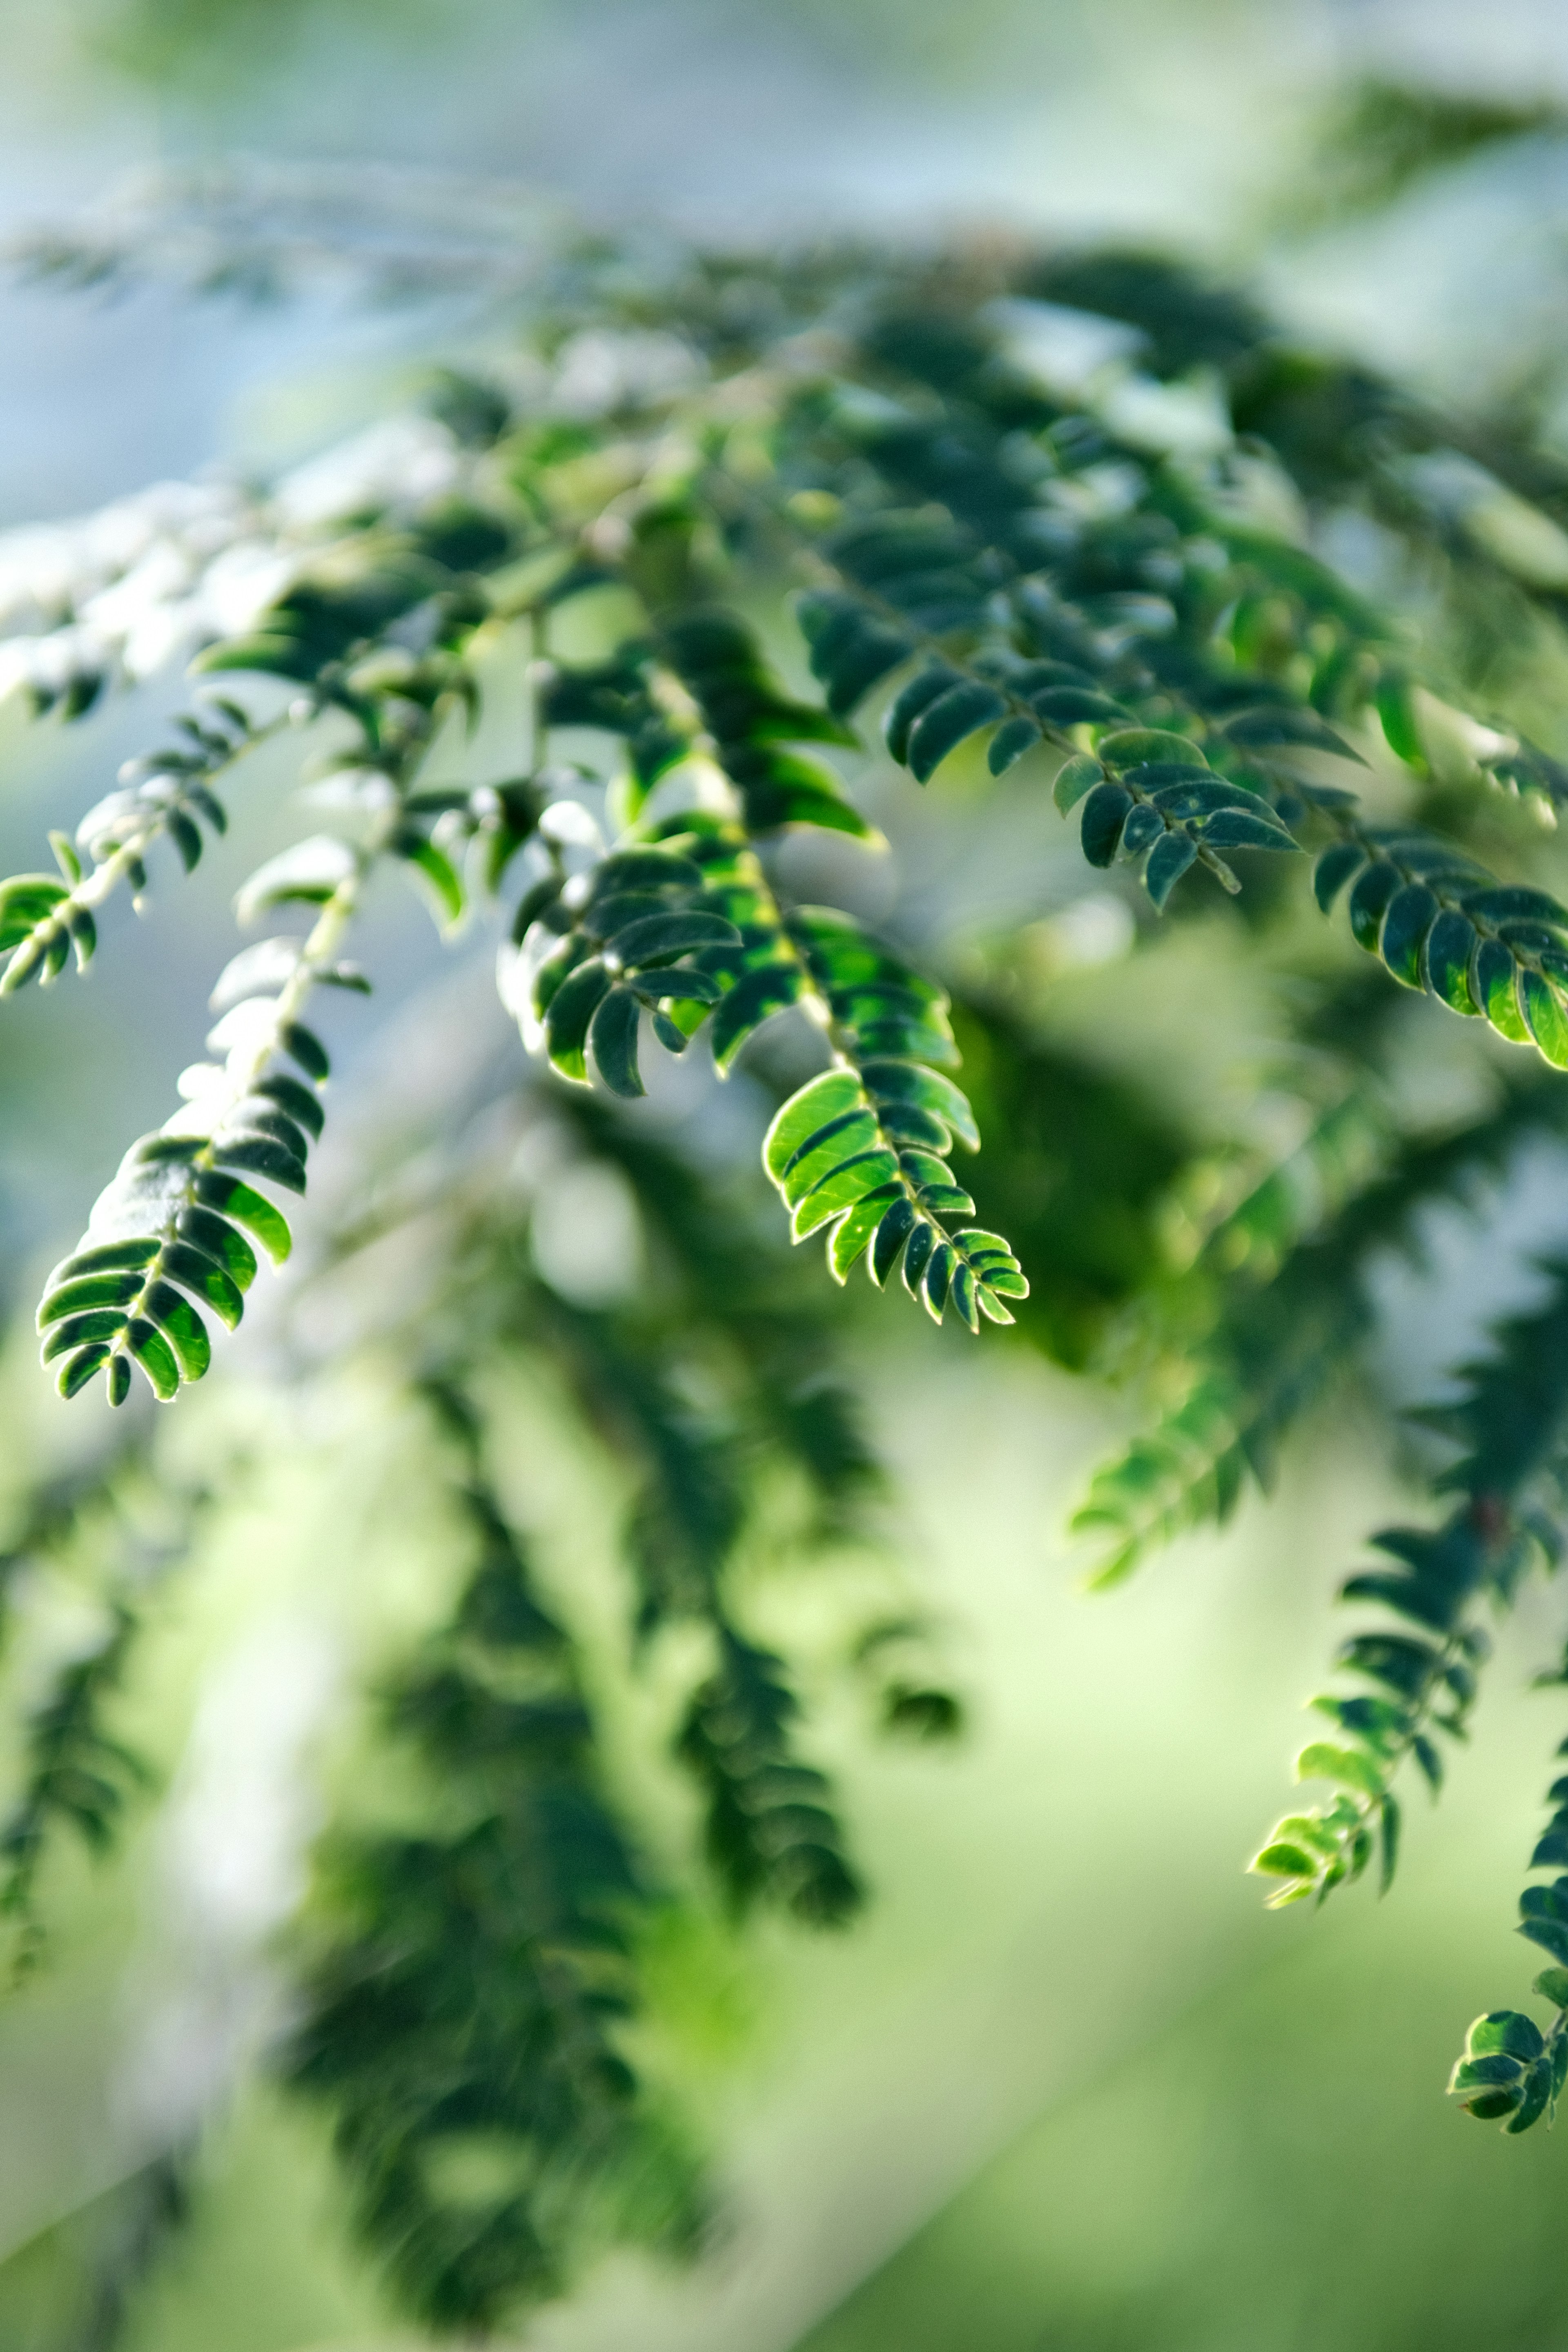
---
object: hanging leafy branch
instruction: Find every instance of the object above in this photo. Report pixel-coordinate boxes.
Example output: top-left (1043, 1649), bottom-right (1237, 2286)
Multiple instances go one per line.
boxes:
top-left (283, 1378), bottom-right (705, 2332)
top-left (0, 1409), bottom-right (207, 1975)
top-left (0, 1603), bottom-right (150, 1978)
top-left (505, 610), bottom-right (1029, 1329)
top-left (1447, 1631), bottom-right (1568, 2134)
top-left (1253, 1261), bottom-right (1568, 1909)
top-left (1074, 1071), bottom-right (1568, 1583)
top-left (764, 341), bottom-right (1568, 1050)
top-left (526, 1289), bottom-right (867, 1924)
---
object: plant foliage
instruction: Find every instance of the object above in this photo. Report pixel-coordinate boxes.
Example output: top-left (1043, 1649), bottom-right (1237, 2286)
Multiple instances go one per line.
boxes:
top-left (9, 158), bottom-right (1568, 2335)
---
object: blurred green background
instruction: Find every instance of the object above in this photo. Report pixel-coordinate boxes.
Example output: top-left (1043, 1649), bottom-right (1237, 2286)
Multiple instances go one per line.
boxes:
top-left (7, 2), bottom-right (1568, 2348)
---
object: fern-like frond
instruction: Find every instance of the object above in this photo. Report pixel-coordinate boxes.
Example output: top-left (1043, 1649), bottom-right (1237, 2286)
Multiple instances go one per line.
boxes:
top-left (760, 325), bottom-right (1568, 1062)
top-left (0, 1603), bottom-right (149, 1978)
top-left (1253, 1261), bottom-right (1568, 1909)
top-left (1447, 1677), bottom-right (1568, 2136)
top-left (33, 849), bottom-right (365, 1403)
top-left (1075, 1078), bottom-right (1568, 1582)
top-left (283, 1381), bottom-right (704, 2334)
top-left (500, 610), bottom-right (1030, 1330)
top-left (678, 1626), bottom-right (862, 1927)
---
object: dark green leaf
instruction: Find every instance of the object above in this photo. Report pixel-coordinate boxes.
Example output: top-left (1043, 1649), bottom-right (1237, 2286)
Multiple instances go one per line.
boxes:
top-left (884, 664), bottom-right (961, 763)
top-left (906, 683), bottom-right (1007, 785)
top-left (1379, 882), bottom-right (1439, 989)
top-left (1053, 753), bottom-right (1103, 813)
top-left (1423, 910), bottom-right (1480, 1013)
top-left (1348, 861), bottom-right (1400, 951)
top-left (1080, 782), bottom-right (1132, 867)
top-left (588, 988), bottom-right (646, 1098)
top-left (988, 715), bottom-right (1043, 774)
top-left (1313, 842), bottom-right (1367, 910)
top-left (1519, 969), bottom-right (1568, 1068)
top-left (192, 1174), bottom-right (292, 1264)
top-left (1472, 937), bottom-right (1531, 1043)
top-left (544, 958), bottom-right (612, 1081)
top-left (611, 910), bottom-right (741, 967)
top-left (1145, 830), bottom-right (1197, 909)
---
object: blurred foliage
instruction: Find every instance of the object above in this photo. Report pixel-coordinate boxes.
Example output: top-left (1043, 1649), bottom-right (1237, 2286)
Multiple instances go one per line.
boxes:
top-left (1288, 77), bottom-right (1568, 233)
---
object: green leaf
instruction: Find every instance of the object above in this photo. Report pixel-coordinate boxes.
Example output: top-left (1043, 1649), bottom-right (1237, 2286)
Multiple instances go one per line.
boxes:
top-left (1198, 809), bottom-right (1299, 854)
top-left (589, 849), bottom-right (705, 897)
top-left (254, 1074), bottom-right (325, 1140)
top-left (800, 595), bottom-right (912, 715)
top-left (1424, 909), bottom-right (1480, 1013)
top-left (127, 1320), bottom-right (181, 1401)
top-left (544, 958), bottom-right (612, 1082)
top-left (870, 1196), bottom-right (917, 1287)
top-left (40, 1308), bottom-right (131, 1361)
top-left (1251, 1840), bottom-right (1320, 1880)
top-left (178, 1208), bottom-right (257, 1290)
top-left (192, 1174), bottom-right (293, 1264)
top-left (1451, 2053), bottom-right (1524, 2090)
top-left (861, 1062), bottom-right (980, 1152)
top-left (1348, 862), bottom-right (1399, 951)
top-left (1120, 804), bottom-right (1164, 858)
top-left (194, 630), bottom-right (318, 682)
top-left (1295, 1741), bottom-right (1383, 1799)
top-left (791, 1149), bottom-right (901, 1240)
top-left (709, 964), bottom-right (804, 1070)
top-left (163, 1242), bottom-right (245, 1331)
top-left (611, 910), bottom-right (741, 967)
top-left (1379, 883), bottom-right (1439, 989)
top-left (1033, 687), bottom-right (1130, 726)
top-left (212, 1136), bottom-right (307, 1194)
top-left (778, 1109), bottom-right (881, 1206)
top-left (1053, 753), bottom-right (1103, 813)
top-left (588, 988), bottom-right (646, 1098)
top-left (884, 664), bottom-right (961, 763)
top-left (1519, 969), bottom-right (1568, 1068)
top-left (828, 1186), bottom-right (901, 1282)
top-left (1143, 773), bottom-right (1267, 820)
top-left (56, 1344), bottom-right (113, 1401)
top-left (1097, 729), bottom-right (1204, 771)
top-left (140, 1282), bottom-right (212, 1381)
top-left (988, 715), bottom-right (1042, 774)
top-left (922, 1239), bottom-right (956, 1322)
top-left (902, 1220), bottom-right (936, 1296)
top-left (393, 833), bottom-right (467, 932)
top-left (1469, 2011), bottom-right (1547, 2062)
top-left (1314, 842), bottom-right (1365, 910)
top-left (764, 1071), bottom-right (864, 1183)
top-left (280, 1023), bottom-right (331, 1082)
top-left (168, 812), bottom-right (203, 873)
top-left (1145, 830), bottom-right (1197, 909)
top-left (44, 1238), bottom-right (159, 1287)
top-left (1375, 675), bottom-right (1425, 768)
top-left (1519, 1913), bottom-right (1568, 1969)
top-left (949, 1261), bottom-right (979, 1333)
top-left (906, 683), bottom-right (1007, 784)
top-left (1505, 2063), bottom-right (1552, 2134)
top-left (36, 1270), bottom-right (144, 1326)
top-left (1472, 937), bottom-right (1531, 1043)
top-left (1461, 886), bottom-right (1568, 930)
top-left (1080, 782), bottom-right (1132, 867)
